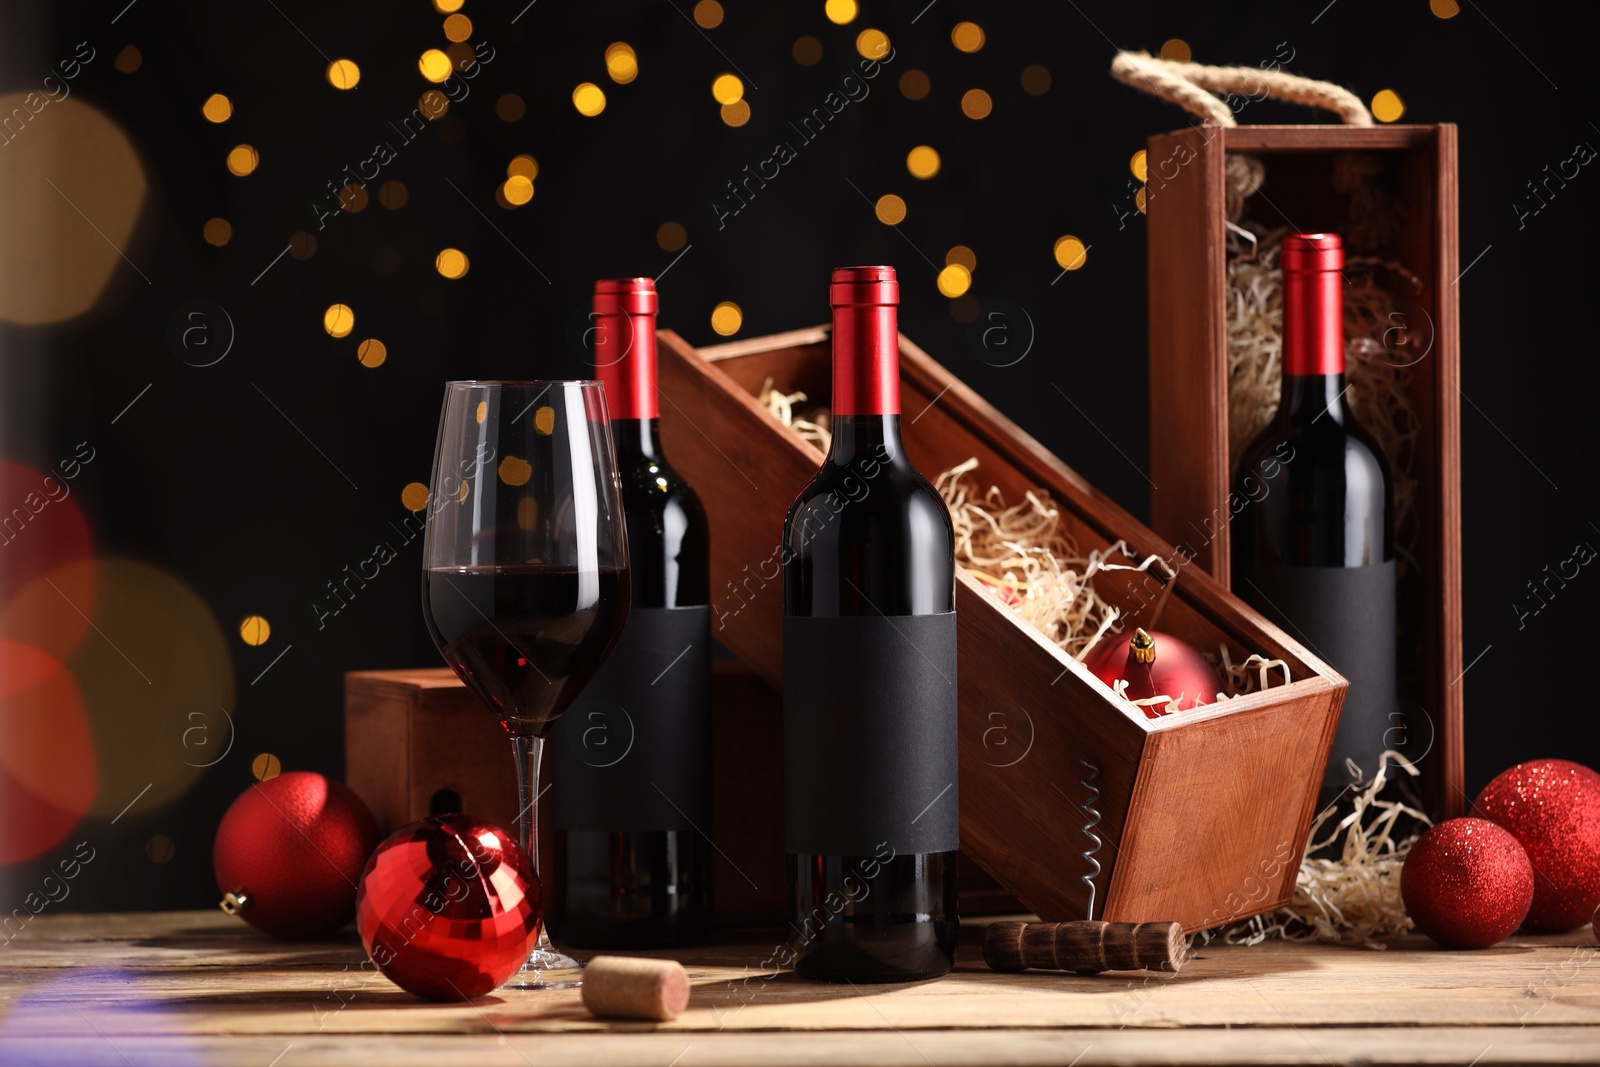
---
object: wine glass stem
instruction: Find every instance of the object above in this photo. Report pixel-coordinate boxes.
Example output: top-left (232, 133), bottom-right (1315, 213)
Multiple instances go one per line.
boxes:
top-left (512, 734), bottom-right (556, 956)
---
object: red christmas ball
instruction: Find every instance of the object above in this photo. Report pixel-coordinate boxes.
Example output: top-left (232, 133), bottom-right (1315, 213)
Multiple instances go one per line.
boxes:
top-left (1401, 817), bottom-right (1533, 949)
top-left (357, 814), bottom-right (541, 1001)
top-left (1083, 627), bottom-right (1220, 718)
top-left (1472, 758), bottom-right (1600, 932)
top-left (214, 771), bottom-right (380, 938)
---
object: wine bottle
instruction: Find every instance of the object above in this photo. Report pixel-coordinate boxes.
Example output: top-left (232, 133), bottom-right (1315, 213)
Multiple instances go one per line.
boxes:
top-left (1231, 233), bottom-right (1397, 803)
top-left (781, 265), bottom-right (959, 983)
top-left (546, 277), bottom-right (712, 948)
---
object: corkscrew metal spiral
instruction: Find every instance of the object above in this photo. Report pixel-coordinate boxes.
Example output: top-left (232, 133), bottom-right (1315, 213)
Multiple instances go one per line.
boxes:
top-left (1079, 758), bottom-right (1102, 921)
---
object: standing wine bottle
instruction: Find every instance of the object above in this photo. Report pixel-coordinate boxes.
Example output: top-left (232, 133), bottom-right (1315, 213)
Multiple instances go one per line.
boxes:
top-left (546, 277), bottom-right (712, 948)
top-left (1231, 233), bottom-right (1397, 803)
top-left (782, 265), bottom-right (959, 983)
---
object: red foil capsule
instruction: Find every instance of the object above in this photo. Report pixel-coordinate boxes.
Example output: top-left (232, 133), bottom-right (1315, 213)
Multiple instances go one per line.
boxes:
top-left (830, 265), bottom-right (900, 416)
top-left (1281, 233), bottom-right (1344, 377)
top-left (593, 277), bottom-right (659, 420)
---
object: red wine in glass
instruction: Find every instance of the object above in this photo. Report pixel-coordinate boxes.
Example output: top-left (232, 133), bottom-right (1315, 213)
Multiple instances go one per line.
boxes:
top-left (420, 380), bottom-right (630, 990)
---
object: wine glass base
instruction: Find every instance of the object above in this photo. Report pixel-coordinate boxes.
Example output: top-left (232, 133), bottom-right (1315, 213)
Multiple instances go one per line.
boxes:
top-left (502, 946), bottom-right (585, 990)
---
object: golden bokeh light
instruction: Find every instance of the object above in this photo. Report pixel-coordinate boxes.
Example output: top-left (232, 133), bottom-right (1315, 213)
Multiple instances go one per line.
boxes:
top-left (1021, 63), bottom-right (1052, 95)
top-left (1136, 186), bottom-right (1147, 213)
top-left (289, 231), bottom-right (317, 260)
top-left (694, 0), bottom-right (724, 28)
top-left (825, 0), bottom-right (858, 24)
top-left (1430, 0), bottom-right (1460, 15)
top-left (606, 42), bottom-right (639, 84)
top-left (1130, 149), bottom-right (1147, 182)
top-left (573, 82), bottom-right (607, 116)
top-left (201, 93), bottom-right (232, 123)
top-left (239, 615), bottom-right (271, 646)
top-left (378, 181), bottom-right (408, 209)
top-left (711, 73), bottom-right (744, 105)
top-left (475, 401), bottom-right (488, 425)
top-left (496, 93), bottom-right (525, 121)
top-left (900, 69), bottom-right (930, 100)
top-left (936, 264), bottom-right (971, 298)
top-left (533, 406), bottom-right (556, 435)
top-left (504, 175), bottom-right (534, 205)
top-left (951, 22), bottom-right (985, 53)
top-left (435, 248), bottom-right (470, 279)
top-left (1053, 235), bottom-right (1088, 270)
top-left (874, 194), bottom-right (907, 225)
top-left (657, 221), bottom-right (687, 251)
top-left (856, 28), bottom-right (890, 60)
top-left (793, 35), bottom-right (823, 66)
top-left (1371, 88), bottom-right (1405, 123)
top-left (339, 182), bottom-right (368, 213)
top-left (720, 100), bottom-right (751, 126)
top-left (946, 245), bottom-right (977, 271)
top-left (226, 144), bottom-right (259, 176)
top-left (906, 145), bottom-right (941, 179)
top-left (420, 90), bottom-right (448, 118)
top-left (433, 0), bottom-right (464, 11)
top-left (401, 482), bottom-right (430, 511)
top-left (710, 301), bottom-right (743, 336)
top-left (1160, 38), bottom-right (1192, 63)
top-left (326, 59), bottom-right (361, 90)
top-left (961, 89), bottom-right (992, 119)
top-left (443, 13), bottom-right (472, 41)
top-left (498, 456), bottom-right (533, 487)
top-left (114, 45), bottom-right (141, 73)
top-left (357, 338), bottom-right (388, 368)
top-left (202, 218), bottom-right (232, 247)
top-left (252, 753), bottom-right (282, 781)
top-left (419, 49), bottom-right (453, 82)
top-left (324, 303), bottom-right (354, 338)
top-left (508, 154), bottom-right (539, 180)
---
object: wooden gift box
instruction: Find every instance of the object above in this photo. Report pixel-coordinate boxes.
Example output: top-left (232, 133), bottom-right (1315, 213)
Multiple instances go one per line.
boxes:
top-left (655, 326), bottom-right (1347, 932)
top-left (1144, 123), bottom-right (1463, 818)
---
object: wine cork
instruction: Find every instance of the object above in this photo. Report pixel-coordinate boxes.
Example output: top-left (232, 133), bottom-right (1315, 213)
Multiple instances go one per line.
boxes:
top-left (984, 920), bottom-right (1186, 975)
top-left (580, 956), bottom-right (691, 1022)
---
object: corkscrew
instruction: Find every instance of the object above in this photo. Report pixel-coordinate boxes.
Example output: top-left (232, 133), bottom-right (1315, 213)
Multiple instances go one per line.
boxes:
top-left (1079, 758), bottom-right (1102, 921)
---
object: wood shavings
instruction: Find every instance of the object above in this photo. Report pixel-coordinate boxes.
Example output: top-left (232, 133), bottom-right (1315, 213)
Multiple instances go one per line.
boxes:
top-left (1224, 750), bottom-right (1428, 948)
top-left (1225, 222), bottom-right (1423, 568)
top-left (758, 377), bottom-right (831, 451)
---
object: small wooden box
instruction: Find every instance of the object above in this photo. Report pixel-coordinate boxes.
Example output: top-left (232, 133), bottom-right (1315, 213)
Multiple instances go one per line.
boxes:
top-left (656, 326), bottom-right (1348, 932)
top-left (1144, 123), bottom-right (1463, 819)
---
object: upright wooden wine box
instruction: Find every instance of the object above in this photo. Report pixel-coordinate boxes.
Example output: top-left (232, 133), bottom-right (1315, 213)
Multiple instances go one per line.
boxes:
top-left (656, 326), bottom-right (1347, 932)
top-left (1144, 123), bottom-right (1464, 818)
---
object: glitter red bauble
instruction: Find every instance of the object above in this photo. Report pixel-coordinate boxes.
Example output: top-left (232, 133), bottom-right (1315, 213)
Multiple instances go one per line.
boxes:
top-left (1401, 817), bottom-right (1533, 949)
top-left (1083, 628), bottom-right (1220, 718)
top-left (213, 771), bottom-right (380, 938)
top-left (356, 814), bottom-right (541, 1001)
top-left (1471, 758), bottom-right (1600, 932)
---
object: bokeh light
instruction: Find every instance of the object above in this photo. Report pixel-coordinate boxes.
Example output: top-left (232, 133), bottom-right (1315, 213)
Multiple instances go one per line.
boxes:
top-left (289, 232), bottom-right (318, 260)
top-left (203, 218), bottom-right (232, 246)
top-left (0, 639), bottom-right (96, 863)
top-left (435, 248), bottom-right (470, 279)
top-left (874, 194), bottom-right (907, 224)
top-left (497, 93), bottom-right (525, 121)
top-left (573, 83), bottom-right (607, 116)
top-left (419, 49), bottom-right (453, 83)
top-left (498, 456), bottom-right (533, 487)
top-left (793, 36), bottom-right (822, 66)
top-left (1371, 89), bottom-right (1405, 122)
top-left (694, 0), bottom-right (724, 28)
top-left (1130, 149), bottom-right (1148, 182)
top-left (900, 70), bottom-right (930, 100)
top-left (238, 615), bottom-right (271, 646)
top-left (326, 59), bottom-right (361, 89)
top-left (114, 45), bottom-right (141, 73)
top-left (378, 181), bottom-right (408, 209)
top-left (657, 221), bottom-right (687, 251)
top-left (402, 482), bottom-right (430, 511)
top-left (606, 43), bottom-right (638, 84)
top-left (1021, 64), bottom-right (1052, 95)
top-left (433, 0), bottom-right (463, 11)
top-left (825, 0), bottom-right (858, 24)
top-left (1054, 235), bottom-right (1088, 270)
top-left (961, 89), bottom-right (992, 119)
top-left (503, 176), bottom-right (534, 205)
top-left (252, 752), bottom-right (282, 781)
top-left (443, 13), bottom-right (472, 41)
top-left (906, 146), bottom-right (941, 179)
top-left (1431, 0), bottom-right (1460, 15)
top-left (711, 73), bottom-right (744, 105)
top-left (710, 301), bottom-right (743, 336)
top-left (1160, 38), bottom-right (1192, 62)
top-left (936, 264), bottom-right (971, 298)
top-left (324, 304), bottom-right (354, 338)
top-left (856, 29), bottom-right (890, 60)
top-left (951, 22), bottom-right (985, 53)
top-left (720, 100), bottom-right (751, 126)
top-left (226, 145), bottom-right (259, 176)
top-left (201, 93), bottom-right (232, 123)
top-left (508, 154), bottom-right (539, 181)
top-left (946, 245), bottom-right (977, 271)
top-left (357, 339), bottom-right (388, 368)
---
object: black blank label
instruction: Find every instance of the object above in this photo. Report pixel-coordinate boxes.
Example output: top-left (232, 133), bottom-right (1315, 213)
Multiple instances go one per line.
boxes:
top-left (1236, 561), bottom-right (1398, 790)
top-left (783, 612), bottom-right (959, 855)
top-left (548, 606), bottom-right (711, 832)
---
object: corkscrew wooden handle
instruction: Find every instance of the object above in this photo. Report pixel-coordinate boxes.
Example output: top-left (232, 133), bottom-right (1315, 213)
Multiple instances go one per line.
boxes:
top-left (983, 920), bottom-right (1187, 975)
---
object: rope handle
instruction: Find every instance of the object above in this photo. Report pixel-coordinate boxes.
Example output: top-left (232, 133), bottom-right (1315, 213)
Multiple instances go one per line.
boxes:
top-left (1110, 50), bottom-right (1372, 127)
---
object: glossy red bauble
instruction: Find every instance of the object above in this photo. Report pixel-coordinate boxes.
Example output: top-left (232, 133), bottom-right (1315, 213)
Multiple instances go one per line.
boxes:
top-left (213, 771), bottom-right (380, 938)
top-left (1082, 627), bottom-right (1220, 718)
top-left (357, 814), bottom-right (541, 1001)
top-left (1401, 817), bottom-right (1533, 949)
top-left (1472, 758), bottom-right (1600, 932)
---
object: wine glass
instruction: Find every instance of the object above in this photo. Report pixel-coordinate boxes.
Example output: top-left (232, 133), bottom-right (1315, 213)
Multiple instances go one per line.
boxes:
top-left (421, 381), bottom-right (630, 989)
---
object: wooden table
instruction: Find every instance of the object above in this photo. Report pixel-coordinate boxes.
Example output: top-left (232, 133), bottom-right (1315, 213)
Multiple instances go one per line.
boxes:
top-left (1, 912), bottom-right (1596, 1065)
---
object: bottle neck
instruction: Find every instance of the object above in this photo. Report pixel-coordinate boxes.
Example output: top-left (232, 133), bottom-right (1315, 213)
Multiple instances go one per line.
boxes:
top-left (1281, 263), bottom-right (1344, 378)
top-left (830, 302), bottom-right (900, 419)
top-left (612, 417), bottom-right (664, 459)
top-left (594, 310), bottom-right (658, 420)
top-left (1280, 373), bottom-right (1351, 425)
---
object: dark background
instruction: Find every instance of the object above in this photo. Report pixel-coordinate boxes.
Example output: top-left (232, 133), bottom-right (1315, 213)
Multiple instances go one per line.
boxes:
top-left (2, 0), bottom-right (1594, 910)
